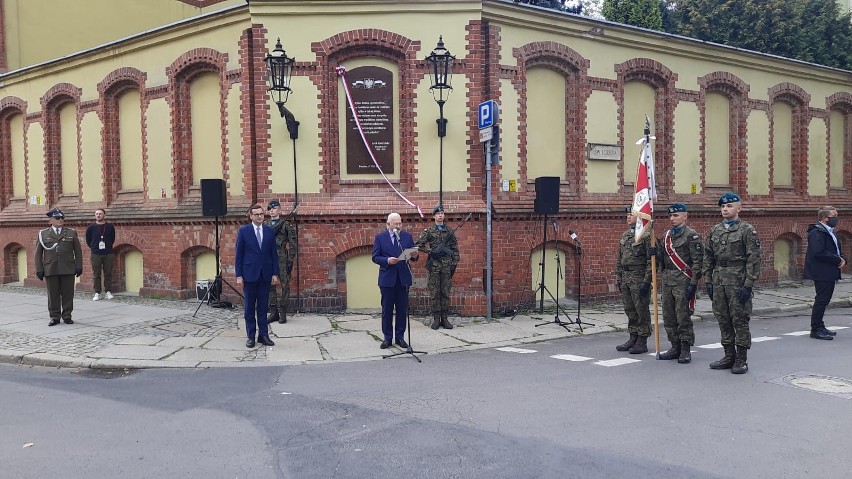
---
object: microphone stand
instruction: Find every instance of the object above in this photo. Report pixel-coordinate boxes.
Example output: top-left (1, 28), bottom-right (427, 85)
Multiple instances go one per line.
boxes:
top-left (568, 230), bottom-right (592, 332)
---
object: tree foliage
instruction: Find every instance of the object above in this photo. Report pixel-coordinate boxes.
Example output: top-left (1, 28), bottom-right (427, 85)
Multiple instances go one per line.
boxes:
top-left (513, 0), bottom-right (583, 13)
top-left (601, 0), bottom-right (664, 30)
top-left (664, 0), bottom-right (852, 70)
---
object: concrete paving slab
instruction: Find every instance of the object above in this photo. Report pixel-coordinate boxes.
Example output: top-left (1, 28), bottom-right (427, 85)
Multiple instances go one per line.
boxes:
top-left (157, 337), bottom-right (212, 348)
top-left (269, 318), bottom-right (333, 338)
top-left (0, 348), bottom-right (31, 363)
top-left (81, 316), bottom-right (151, 327)
top-left (203, 336), bottom-right (253, 350)
top-left (89, 345), bottom-right (182, 360)
top-left (115, 335), bottom-right (168, 345)
top-left (335, 318), bottom-right (377, 332)
top-left (153, 321), bottom-right (211, 334)
top-left (443, 322), bottom-right (533, 344)
top-left (217, 327), bottom-right (247, 337)
top-left (319, 331), bottom-right (385, 360)
top-left (401, 331), bottom-right (467, 351)
top-left (266, 337), bottom-right (324, 362)
top-left (21, 353), bottom-right (93, 368)
top-left (40, 326), bottom-right (108, 338)
top-left (333, 314), bottom-right (375, 322)
top-left (166, 348), bottom-right (247, 362)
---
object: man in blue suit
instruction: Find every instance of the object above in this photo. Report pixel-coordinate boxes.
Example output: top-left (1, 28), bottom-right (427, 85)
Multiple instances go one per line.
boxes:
top-left (804, 206), bottom-right (845, 340)
top-left (236, 204), bottom-right (280, 348)
top-left (372, 212), bottom-right (418, 349)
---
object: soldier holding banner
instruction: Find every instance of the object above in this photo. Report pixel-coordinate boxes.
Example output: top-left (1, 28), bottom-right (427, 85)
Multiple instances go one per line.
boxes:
top-left (615, 206), bottom-right (653, 354)
top-left (657, 203), bottom-right (703, 364)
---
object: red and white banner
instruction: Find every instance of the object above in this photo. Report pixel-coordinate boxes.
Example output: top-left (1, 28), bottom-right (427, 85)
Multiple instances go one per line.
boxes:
top-left (335, 66), bottom-right (424, 217)
top-left (631, 136), bottom-right (657, 244)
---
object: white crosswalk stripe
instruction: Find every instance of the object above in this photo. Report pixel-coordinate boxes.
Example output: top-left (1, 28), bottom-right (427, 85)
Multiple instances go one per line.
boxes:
top-left (827, 326), bottom-right (849, 331)
top-left (783, 331), bottom-right (811, 336)
top-left (752, 336), bottom-right (780, 342)
top-left (595, 358), bottom-right (641, 367)
top-left (551, 354), bottom-right (593, 362)
top-left (697, 343), bottom-right (723, 349)
top-left (496, 347), bottom-right (537, 354)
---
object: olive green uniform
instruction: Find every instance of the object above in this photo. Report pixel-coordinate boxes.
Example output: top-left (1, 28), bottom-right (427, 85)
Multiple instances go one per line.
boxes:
top-left (266, 217), bottom-right (297, 320)
top-left (35, 227), bottom-right (83, 321)
top-left (703, 220), bottom-right (761, 348)
top-left (616, 228), bottom-right (652, 336)
top-left (659, 226), bottom-right (703, 346)
top-left (416, 224), bottom-right (460, 317)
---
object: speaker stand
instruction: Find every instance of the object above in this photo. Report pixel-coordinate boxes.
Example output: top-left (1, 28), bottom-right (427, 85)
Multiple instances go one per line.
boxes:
top-left (193, 215), bottom-right (243, 318)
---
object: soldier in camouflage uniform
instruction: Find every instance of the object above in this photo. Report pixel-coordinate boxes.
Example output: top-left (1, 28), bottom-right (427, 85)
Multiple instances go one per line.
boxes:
top-left (703, 192), bottom-right (761, 374)
top-left (615, 206), bottom-right (653, 354)
top-left (416, 205), bottom-right (460, 329)
top-left (657, 203), bottom-right (703, 364)
top-left (265, 199), bottom-right (297, 324)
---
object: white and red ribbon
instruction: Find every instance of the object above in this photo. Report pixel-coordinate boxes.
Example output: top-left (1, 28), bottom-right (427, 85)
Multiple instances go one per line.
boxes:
top-left (631, 136), bottom-right (657, 244)
top-left (664, 230), bottom-right (696, 310)
top-left (335, 66), bottom-right (424, 217)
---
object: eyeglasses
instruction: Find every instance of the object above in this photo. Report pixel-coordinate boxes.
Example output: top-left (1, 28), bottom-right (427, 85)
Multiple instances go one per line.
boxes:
top-left (250, 213), bottom-right (265, 216)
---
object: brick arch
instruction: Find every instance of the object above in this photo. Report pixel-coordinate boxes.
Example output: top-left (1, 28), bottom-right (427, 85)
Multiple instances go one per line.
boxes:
top-left (313, 29), bottom-right (422, 195)
top-left (180, 245), bottom-right (216, 297)
top-left (827, 92), bottom-right (852, 113)
top-left (514, 42), bottom-right (590, 196)
top-left (2, 241), bottom-right (26, 283)
top-left (826, 92), bottom-right (852, 192)
top-left (167, 48), bottom-right (229, 200)
top-left (615, 58), bottom-right (676, 199)
top-left (768, 82), bottom-right (810, 107)
top-left (698, 72), bottom-right (750, 196)
top-left (768, 82), bottom-right (809, 197)
top-left (97, 68), bottom-right (148, 204)
top-left (0, 97), bottom-right (27, 209)
top-left (334, 243), bottom-right (376, 312)
top-left (40, 83), bottom-right (82, 206)
top-left (699, 71), bottom-right (749, 99)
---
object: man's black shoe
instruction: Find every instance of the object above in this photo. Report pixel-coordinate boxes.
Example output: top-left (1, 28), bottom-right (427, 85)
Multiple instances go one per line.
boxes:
top-left (380, 340), bottom-right (391, 349)
top-left (246, 339), bottom-right (256, 348)
top-left (810, 329), bottom-right (833, 340)
top-left (63, 319), bottom-right (74, 324)
top-left (48, 319), bottom-right (60, 326)
top-left (821, 328), bottom-right (836, 336)
top-left (258, 336), bottom-right (275, 346)
top-left (395, 339), bottom-right (409, 349)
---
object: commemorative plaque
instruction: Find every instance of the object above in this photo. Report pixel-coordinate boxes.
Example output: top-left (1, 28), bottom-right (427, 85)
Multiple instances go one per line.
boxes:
top-left (345, 66), bottom-right (394, 174)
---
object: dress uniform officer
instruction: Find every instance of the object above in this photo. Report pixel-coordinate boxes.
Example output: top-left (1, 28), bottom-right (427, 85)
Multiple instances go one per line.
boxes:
top-left (703, 192), bottom-right (761, 374)
top-left (615, 206), bottom-right (653, 354)
top-left (265, 199), bottom-right (297, 324)
top-left (657, 203), bottom-right (703, 364)
top-left (416, 205), bottom-right (460, 329)
top-left (35, 208), bottom-right (83, 326)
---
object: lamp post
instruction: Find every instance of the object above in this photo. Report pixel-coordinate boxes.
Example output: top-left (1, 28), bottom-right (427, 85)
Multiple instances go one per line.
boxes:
top-left (425, 36), bottom-right (455, 208)
top-left (264, 38), bottom-right (301, 311)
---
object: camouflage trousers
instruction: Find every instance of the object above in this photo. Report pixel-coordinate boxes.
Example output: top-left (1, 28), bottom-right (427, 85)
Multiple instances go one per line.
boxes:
top-left (427, 267), bottom-right (453, 314)
top-left (661, 276), bottom-right (695, 346)
top-left (268, 267), bottom-right (292, 316)
top-left (620, 272), bottom-right (651, 336)
top-left (711, 283), bottom-right (752, 349)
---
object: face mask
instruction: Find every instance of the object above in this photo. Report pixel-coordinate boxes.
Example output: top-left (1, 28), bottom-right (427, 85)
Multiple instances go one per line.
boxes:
top-left (827, 217), bottom-right (839, 228)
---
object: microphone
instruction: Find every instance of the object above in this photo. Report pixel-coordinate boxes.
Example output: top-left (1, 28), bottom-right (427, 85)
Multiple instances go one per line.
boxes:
top-left (551, 220), bottom-right (558, 233)
top-left (568, 229), bottom-right (580, 243)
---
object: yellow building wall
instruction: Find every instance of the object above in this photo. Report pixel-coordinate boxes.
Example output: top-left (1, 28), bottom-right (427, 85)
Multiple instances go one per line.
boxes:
top-left (747, 110), bottom-right (771, 195)
top-left (704, 93), bottom-right (730, 186)
top-left (585, 90), bottom-right (619, 193)
top-left (119, 91), bottom-right (144, 190)
top-left (829, 111), bottom-right (846, 189)
top-left (530, 247), bottom-right (566, 298)
top-left (414, 75), bottom-right (469, 194)
top-left (10, 115), bottom-right (26, 197)
top-left (673, 101), bottom-right (701, 194)
top-left (80, 111), bottom-right (104, 203)
top-left (500, 79), bottom-right (521, 188)
top-left (3, 0), bottom-right (244, 70)
top-left (125, 250), bottom-right (144, 294)
top-left (59, 104), bottom-right (78, 195)
top-left (526, 68), bottom-right (566, 181)
top-left (772, 102), bottom-right (793, 186)
top-left (808, 118), bottom-right (828, 196)
top-left (773, 238), bottom-right (792, 280)
top-left (190, 73), bottom-right (223, 183)
top-left (268, 75), bottom-right (321, 195)
top-left (225, 83), bottom-right (244, 197)
top-left (346, 254), bottom-right (381, 309)
top-left (196, 252), bottom-right (217, 282)
top-left (146, 98), bottom-right (173, 199)
top-left (16, 248), bottom-right (27, 282)
top-left (26, 123), bottom-right (46, 203)
top-left (623, 82), bottom-right (655, 187)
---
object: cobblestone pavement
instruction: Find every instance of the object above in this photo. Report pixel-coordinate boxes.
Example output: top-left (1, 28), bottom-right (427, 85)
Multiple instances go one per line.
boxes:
top-left (1, 279), bottom-right (850, 369)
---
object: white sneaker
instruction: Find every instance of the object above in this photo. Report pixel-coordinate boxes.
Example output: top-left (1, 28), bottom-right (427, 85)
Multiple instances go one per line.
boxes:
top-left (92, 293), bottom-right (101, 301)
top-left (105, 292), bottom-right (114, 300)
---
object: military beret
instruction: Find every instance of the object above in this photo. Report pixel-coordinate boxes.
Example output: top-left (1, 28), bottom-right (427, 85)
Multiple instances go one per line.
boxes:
top-left (624, 206), bottom-right (633, 213)
top-left (46, 208), bottom-right (65, 219)
top-left (433, 205), bottom-right (444, 214)
top-left (667, 203), bottom-right (688, 214)
top-left (267, 199), bottom-right (281, 209)
top-left (718, 192), bottom-right (741, 206)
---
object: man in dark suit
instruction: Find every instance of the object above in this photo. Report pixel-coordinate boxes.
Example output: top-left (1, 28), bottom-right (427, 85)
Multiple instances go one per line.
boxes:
top-left (804, 206), bottom-right (845, 340)
top-left (236, 204), bottom-right (280, 348)
top-left (35, 208), bottom-right (83, 326)
top-left (372, 212), bottom-right (418, 349)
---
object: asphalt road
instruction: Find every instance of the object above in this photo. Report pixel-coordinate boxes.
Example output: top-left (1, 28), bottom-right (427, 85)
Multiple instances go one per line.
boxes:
top-left (2, 309), bottom-right (850, 479)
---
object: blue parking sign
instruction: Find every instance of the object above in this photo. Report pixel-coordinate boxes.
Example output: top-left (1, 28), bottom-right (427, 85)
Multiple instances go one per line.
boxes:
top-left (478, 100), bottom-right (498, 129)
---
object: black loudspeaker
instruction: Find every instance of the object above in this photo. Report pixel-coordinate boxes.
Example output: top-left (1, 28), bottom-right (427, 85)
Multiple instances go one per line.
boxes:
top-left (534, 176), bottom-right (560, 214)
top-left (200, 179), bottom-right (227, 217)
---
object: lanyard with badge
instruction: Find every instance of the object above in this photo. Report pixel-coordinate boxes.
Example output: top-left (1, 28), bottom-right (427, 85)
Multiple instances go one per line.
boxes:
top-left (98, 224), bottom-right (106, 250)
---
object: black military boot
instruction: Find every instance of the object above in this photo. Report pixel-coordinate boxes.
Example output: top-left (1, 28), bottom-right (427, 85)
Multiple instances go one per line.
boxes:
top-left (658, 342), bottom-right (681, 360)
top-left (677, 341), bottom-right (691, 364)
top-left (440, 312), bottom-right (453, 329)
top-left (629, 336), bottom-right (649, 354)
top-left (731, 346), bottom-right (748, 374)
top-left (266, 309), bottom-right (280, 324)
top-left (431, 314), bottom-right (441, 330)
top-left (278, 309), bottom-right (287, 324)
top-left (616, 333), bottom-right (638, 352)
top-left (709, 344), bottom-right (736, 370)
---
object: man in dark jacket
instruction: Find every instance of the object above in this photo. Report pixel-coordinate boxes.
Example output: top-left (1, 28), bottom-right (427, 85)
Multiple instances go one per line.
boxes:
top-left (804, 206), bottom-right (845, 340)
